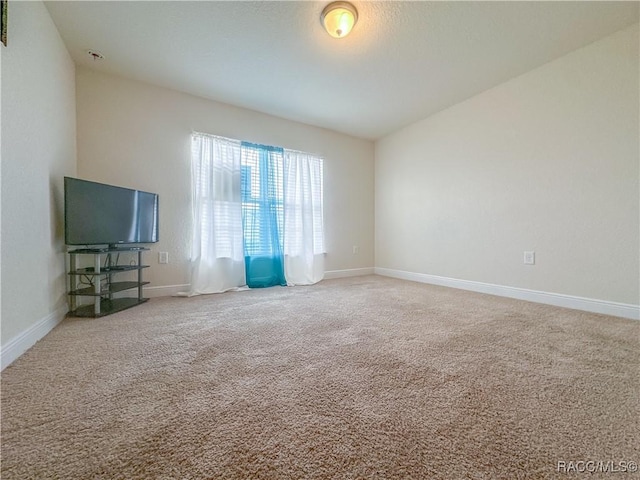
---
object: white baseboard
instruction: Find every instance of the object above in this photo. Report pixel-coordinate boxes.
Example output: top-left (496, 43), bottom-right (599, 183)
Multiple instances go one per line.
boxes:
top-left (1, 305), bottom-right (68, 370)
top-left (141, 274), bottom-right (380, 296)
top-left (143, 284), bottom-right (191, 298)
top-left (375, 267), bottom-right (640, 321)
top-left (324, 268), bottom-right (375, 280)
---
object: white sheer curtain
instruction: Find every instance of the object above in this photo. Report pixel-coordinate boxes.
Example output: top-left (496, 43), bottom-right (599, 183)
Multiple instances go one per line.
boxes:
top-left (183, 133), bottom-right (246, 295)
top-left (283, 150), bottom-right (325, 285)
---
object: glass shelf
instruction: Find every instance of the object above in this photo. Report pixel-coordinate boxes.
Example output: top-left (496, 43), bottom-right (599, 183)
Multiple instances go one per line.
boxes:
top-left (69, 281), bottom-right (150, 296)
top-left (69, 265), bottom-right (149, 276)
top-left (70, 298), bottom-right (149, 318)
top-left (68, 247), bottom-right (150, 254)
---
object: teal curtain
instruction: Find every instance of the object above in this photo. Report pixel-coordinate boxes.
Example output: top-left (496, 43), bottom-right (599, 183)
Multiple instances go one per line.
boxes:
top-left (240, 142), bottom-right (286, 288)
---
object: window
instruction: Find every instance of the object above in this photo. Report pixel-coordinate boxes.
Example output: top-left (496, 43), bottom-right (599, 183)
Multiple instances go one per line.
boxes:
top-left (189, 132), bottom-right (325, 292)
top-left (240, 143), bottom-right (285, 257)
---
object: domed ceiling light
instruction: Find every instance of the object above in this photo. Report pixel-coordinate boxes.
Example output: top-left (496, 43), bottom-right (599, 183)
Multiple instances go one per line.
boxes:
top-left (321, 2), bottom-right (358, 39)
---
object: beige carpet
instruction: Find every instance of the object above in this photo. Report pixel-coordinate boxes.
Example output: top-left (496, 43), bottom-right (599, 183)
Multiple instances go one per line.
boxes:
top-left (1, 275), bottom-right (638, 479)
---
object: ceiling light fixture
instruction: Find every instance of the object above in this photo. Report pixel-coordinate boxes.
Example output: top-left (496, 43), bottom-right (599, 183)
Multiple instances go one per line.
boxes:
top-left (321, 1), bottom-right (358, 39)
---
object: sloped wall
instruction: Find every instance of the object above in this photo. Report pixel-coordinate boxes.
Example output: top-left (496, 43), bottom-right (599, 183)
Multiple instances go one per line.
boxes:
top-left (375, 24), bottom-right (639, 306)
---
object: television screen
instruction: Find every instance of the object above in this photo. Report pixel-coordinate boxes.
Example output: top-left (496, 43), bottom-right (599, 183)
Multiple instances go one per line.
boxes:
top-left (64, 177), bottom-right (159, 246)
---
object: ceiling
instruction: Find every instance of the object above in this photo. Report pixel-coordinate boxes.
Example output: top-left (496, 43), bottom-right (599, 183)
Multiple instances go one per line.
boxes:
top-left (45, 1), bottom-right (638, 140)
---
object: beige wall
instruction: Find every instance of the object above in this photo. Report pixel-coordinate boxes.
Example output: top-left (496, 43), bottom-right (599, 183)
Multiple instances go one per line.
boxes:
top-left (375, 24), bottom-right (639, 305)
top-left (76, 68), bottom-right (374, 291)
top-left (1, 1), bottom-right (77, 344)
top-left (1, 32), bottom-right (3, 342)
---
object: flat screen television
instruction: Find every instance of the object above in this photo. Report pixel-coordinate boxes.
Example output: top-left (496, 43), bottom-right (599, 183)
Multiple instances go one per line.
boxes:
top-left (64, 177), bottom-right (159, 248)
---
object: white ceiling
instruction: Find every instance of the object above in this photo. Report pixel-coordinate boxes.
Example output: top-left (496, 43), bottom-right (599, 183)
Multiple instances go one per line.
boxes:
top-left (45, 1), bottom-right (638, 140)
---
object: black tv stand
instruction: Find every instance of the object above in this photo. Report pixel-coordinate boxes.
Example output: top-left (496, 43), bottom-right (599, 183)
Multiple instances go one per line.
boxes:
top-left (107, 245), bottom-right (146, 251)
top-left (71, 247), bottom-right (110, 253)
top-left (67, 247), bottom-right (150, 317)
top-left (69, 246), bottom-right (147, 254)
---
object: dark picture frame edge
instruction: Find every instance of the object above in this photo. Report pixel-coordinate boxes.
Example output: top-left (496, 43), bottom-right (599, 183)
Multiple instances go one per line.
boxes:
top-left (1, 0), bottom-right (7, 47)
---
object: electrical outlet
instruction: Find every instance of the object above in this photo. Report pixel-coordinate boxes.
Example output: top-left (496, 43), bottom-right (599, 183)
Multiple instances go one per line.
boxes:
top-left (352, 245), bottom-right (359, 254)
top-left (159, 252), bottom-right (169, 264)
top-left (524, 251), bottom-right (535, 265)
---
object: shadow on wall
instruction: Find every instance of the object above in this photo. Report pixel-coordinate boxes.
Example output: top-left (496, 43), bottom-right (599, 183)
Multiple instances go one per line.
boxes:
top-left (49, 175), bottom-right (68, 312)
